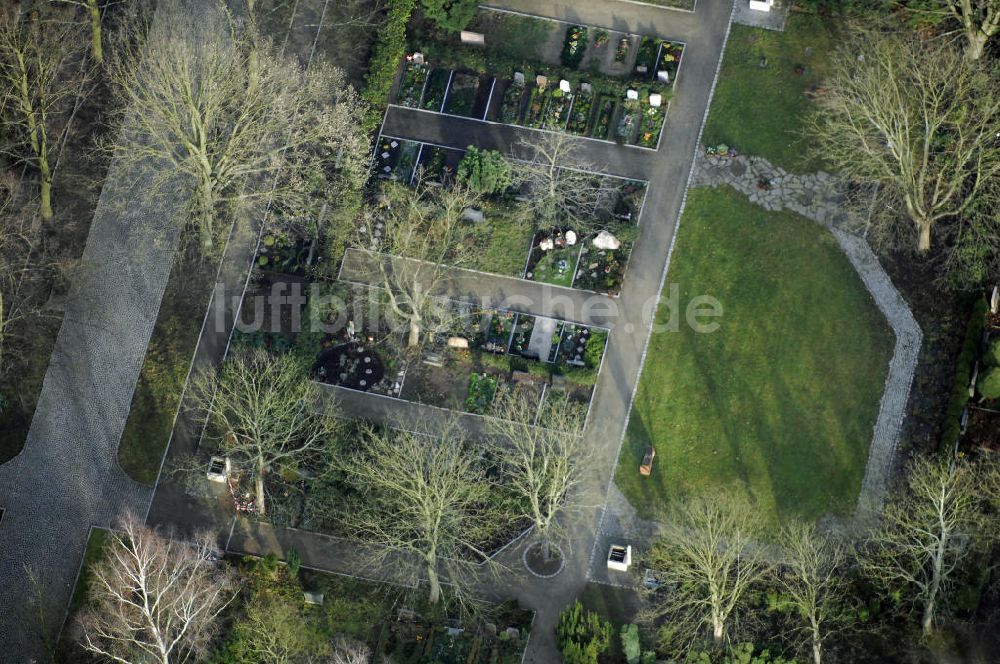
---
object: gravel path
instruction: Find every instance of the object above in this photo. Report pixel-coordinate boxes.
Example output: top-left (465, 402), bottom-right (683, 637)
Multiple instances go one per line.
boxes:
top-left (691, 151), bottom-right (922, 517)
top-left (0, 1), bottom-right (220, 658)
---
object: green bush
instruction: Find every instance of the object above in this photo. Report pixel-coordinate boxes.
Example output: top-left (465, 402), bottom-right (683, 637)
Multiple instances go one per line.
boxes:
top-left (987, 338), bottom-right (1000, 366)
top-left (285, 549), bottom-right (301, 578)
top-left (584, 330), bottom-right (608, 368)
top-left (456, 146), bottom-right (513, 194)
top-left (421, 0), bottom-right (478, 33)
top-left (477, 351), bottom-right (513, 373)
top-left (556, 601), bottom-right (612, 664)
top-left (940, 298), bottom-right (988, 451)
top-left (362, 0), bottom-right (417, 133)
top-left (979, 367), bottom-right (1000, 400)
top-left (620, 624), bottom-right (640, 664)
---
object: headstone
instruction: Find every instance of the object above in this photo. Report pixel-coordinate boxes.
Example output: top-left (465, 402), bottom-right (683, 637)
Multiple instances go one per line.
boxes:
top-left (513, 71), bottom-right (525, 85)
top-left (990, 285), bottom-right (999, 314)
top-left (657, 70), bottom-right (670, 84)
top-left (536, 74), bottom-right (548, 88)
top-left (626, 89), bottom-right (639, 101)
top-left (505, 627), bottom-right (520, 643)
top-left (423, 353), bottom-right (444, 367)
top-left (592, 230), bottom-right (621, 250)
top-left (559, 79), bottom-right (572, 93)
top-left (649, 93), bottom-right (663, 107)
top-left (463, 207), bottom-right (485, 223)
top-left (539, 238), bottom-right (555, 251)
top-left (635, 65), bottom-right (647, 74)
top-left (412, 52), bottom-right (425, 64)
top-left (397, 608), bottom-right (417, 622)
top-left (447, 336), bottom-right (470, 349)
top-left (460, 31), bottom-right (485, 45)
top-left (580, 82), bottom-right (593, 94)
top-left (303, 591), bottom-right (324, 605)
top-left (484, 622), bottom-right (498, 637)
top-left (749, 0), bottom-right (774, 11)
top-left (565, 230), bottom-right (577, 246)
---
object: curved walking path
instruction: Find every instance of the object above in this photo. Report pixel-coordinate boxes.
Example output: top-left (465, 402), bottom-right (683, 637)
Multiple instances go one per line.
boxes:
top-left (0, 2), bottom-right (224, 659)
top-left (691, 151), bottom-right (922, 516)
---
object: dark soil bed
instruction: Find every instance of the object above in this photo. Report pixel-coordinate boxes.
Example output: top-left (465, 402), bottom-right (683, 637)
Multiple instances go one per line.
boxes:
top-left (314, 342), bottom-right (385, 391)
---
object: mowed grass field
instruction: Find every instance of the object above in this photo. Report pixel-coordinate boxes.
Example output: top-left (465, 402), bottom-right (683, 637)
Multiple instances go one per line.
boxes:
top-left (702, 13), bottom-right (838, 173)
top-left (615, 187), bottom-right (894, 525)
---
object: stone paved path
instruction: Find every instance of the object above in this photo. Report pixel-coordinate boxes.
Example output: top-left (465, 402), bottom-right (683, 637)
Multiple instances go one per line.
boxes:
top-left (691, 150), bottom-right (922, 517)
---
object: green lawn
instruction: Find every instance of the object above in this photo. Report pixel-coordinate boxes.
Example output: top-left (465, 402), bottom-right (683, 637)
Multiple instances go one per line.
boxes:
top-left (702, 13), bottom-right (838, 173)
top-left (616, 186), bottom-right (893, 525)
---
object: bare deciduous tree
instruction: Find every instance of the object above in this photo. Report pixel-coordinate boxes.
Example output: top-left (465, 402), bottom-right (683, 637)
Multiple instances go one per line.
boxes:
top-left (776, 521), bottom-right (855, 664)
top-left (353, 180), bottom-right (480, 347)
top-left (334, 422), bottom-right (500, 606)
top-left (52, 0), bottom-right (104, 62)
top-left (488, 389), bottom-right (588, 562)
top-left (515, 132), bottom-right (615, 233)
top-left (192, 346), bottom-right (341, 517)
top-left (104, 0), bottom-right (367, 249)
top-left (0, 4), bottom-right (86, 221)
top-left (861, 454), bottom-right (997, 637)
top-left (809, 29), bottom-right (1000, 256)
top-left (645, 493), bottom-right (769, 652)
top-left (913, 0), bottom-right (1000, 60)
top-left (77, 514), bottom-right (236, 664)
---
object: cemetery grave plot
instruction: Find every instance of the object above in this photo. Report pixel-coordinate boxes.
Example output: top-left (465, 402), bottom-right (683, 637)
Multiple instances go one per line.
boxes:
top-left (413, 143), bottom-right (465, 183)
top-left (523, 178), bottom-right (647, 295)
top-left (374, 136), bottom-right (421, 181)
top-left (391, 9), bottom-right (684, 150)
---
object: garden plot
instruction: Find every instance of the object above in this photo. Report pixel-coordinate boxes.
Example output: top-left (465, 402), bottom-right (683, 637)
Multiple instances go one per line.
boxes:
top-left (393, 9), bottom-right (685, 150)
top-left (523, 178), bottom-right (647, 295)
top-left (374, 136), bottom-right (421, 181)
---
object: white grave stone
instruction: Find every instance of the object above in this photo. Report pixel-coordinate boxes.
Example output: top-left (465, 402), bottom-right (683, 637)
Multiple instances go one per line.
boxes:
top-left (559, 79), bottom-right (572, 93)
top-left (513, 71), bottom-right (525, 85)
top-left (460, 31), bottom-right (485, 45)
top-left (649, 93), bottom-right (663, 107)
top-left (565, 230), bottom-right (577, 246)
top-left (749, 0), bottom-right (774, 10)
top-left (991, 285), bottom-right (999, 314)
top-left (593, 230), bottom-right (621, 250)
top-left (411, 52), bottom-right (425, 64)
top-left (536, 74), bottom-right (548, 88)
top-left (657, 70), bottom-right (670, 84)
top-left (539, 238), bottom-right (555, 251)
top-left (626, 89), bottom-right (639, 101)
top-left (580, 82), bottom-right (593, 94)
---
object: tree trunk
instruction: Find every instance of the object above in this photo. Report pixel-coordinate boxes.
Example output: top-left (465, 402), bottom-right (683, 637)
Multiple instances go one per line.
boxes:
top-left (917, 219), bottom-right (932, 253)
top-left (812, 639), bottom-right (822, 664)
top-left (39, 154), bottom-right (53, 222)
top-left (408, 319), bottom-right (420, 347)
top-left (427, 560), bottom-right (441, 604)
top-left (965, 30), bottom-right (987, 61)
top-left (255, 458), bottom-right (266, 517)
top-left (87, 0), bottom-right (103, 63)
top-left (542, 538), bottom-right (551, 563)
top-left (198, 178), bottom-right (215, 250)
top-left (711, 610), bottom-right (724, 646)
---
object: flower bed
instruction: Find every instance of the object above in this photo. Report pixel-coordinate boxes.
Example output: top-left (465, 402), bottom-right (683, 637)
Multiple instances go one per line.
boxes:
top-left (478, 310), bottom-right (516, 353)
top-left (509, 315), bottom-right (536, 356)
top-left (500, 80), bottom-right (526, 123)
top-left (565, 89), bottom-right (593, 135)
top-left (656, 41), bottom-right (684, 84)
top-left (444, 72), bottom-right (480, 117)
top-left (417, 145), bottom-right (456, 183)
top-left (574, 243), bottom-right (629, 294)
top-left (634, 37), bottom-right (661, 76)
top-left (615, 107), bottom-right (637, 144)
top-left (592, 96), bottom-right (616, 139)
top-left (466, 372), bottom-right (499, 413)
top-left (560, 25), bottom-right (588, 69)
top-left (422, 68), bottom-right (450, 111)
top-left (256, 232), bottom-right (313, 276)
top-left (524, 84), bottom-right (550, 128)
top-left (543, 89), bottom-right (572, 130)
top-left (615, 36), bottom-right (631, 63)
top-left (637, 105), bottom-right (665, 148)
top-left (593, 29), bottom-right (609, 49)
top-left (397, 61), bottom-right (428, 107)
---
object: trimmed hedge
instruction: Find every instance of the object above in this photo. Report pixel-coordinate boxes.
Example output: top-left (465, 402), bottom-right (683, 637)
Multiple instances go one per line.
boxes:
top-left (362, 0), bottom-right (417, 133)
top-left (940, 298), bottom-right (988, 452)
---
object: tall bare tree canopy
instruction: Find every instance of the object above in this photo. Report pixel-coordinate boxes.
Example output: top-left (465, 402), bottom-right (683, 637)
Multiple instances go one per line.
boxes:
top-left (0, 3), bottom-right (86, 221)
top-left (76, 514), bottom-right (236, 664)
top-left (192, 347), bottom-right (341, 517)
top-left (861, 454), bottom-right (998, 636)
top-left (488, 390), bottom-right (588, 563)
top-left (334, 422), bottom-right (500, 606)
top-left (645, 493), bottom-right (769, 653)
top-left (105, 0), bottom-right (368, 249)
top-left (353, 180), bottom-right (480, 347)
top-left (809, 29), bottom-right (1000, 272)
top-left (515, 132), bottom-right (614, 233)
top-left (912, 0), bottom-right (1000, 59)
top-left (53, 0), bottom-right (104, 62)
